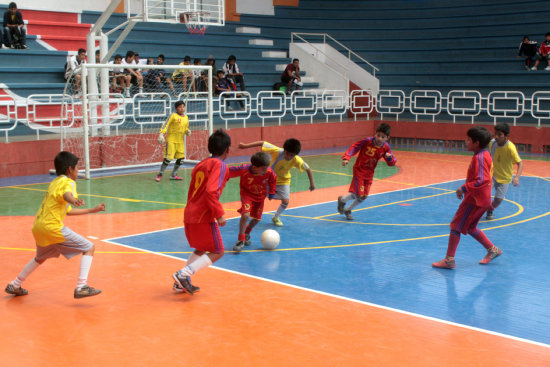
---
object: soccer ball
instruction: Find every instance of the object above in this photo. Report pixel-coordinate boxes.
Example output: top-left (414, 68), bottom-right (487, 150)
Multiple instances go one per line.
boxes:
top-left (260, 229), bottom-right (280, 250)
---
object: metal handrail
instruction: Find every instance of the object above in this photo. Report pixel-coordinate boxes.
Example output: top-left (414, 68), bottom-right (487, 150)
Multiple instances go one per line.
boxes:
top-left (291, 32), bottom-right (379, 76)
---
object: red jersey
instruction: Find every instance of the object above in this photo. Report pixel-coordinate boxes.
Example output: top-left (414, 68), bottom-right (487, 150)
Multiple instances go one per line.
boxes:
top-left (184, 157), bottom-right (229, 224)
top-left (342, 137), bottom-right (396, 178)
top-left (460, 149), bottom-right (493, 208)
top-left (540, 40), bottom-right (550, 56)
top-left (281, 63), bottom-right (298, 78)
top-left (228, 164), bottom-right (277, 201)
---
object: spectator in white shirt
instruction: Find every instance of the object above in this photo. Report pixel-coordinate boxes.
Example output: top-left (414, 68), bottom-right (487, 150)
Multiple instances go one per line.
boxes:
top-left (109, 54), bottom-right (130, 95)
top-left (64, 48), bottom-right (86, 93)
top-left (121, 50), bottom-right (143, 96)
top-left (222, 55), bottom-right (245, 91)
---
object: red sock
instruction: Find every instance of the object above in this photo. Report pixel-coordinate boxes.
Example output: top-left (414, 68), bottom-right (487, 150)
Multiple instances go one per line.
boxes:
top-left (245, 226), bottom-right (252, 235)
top-left (469, 228), bottom-right (494, 250)
top-left (446, 230), bottom-right (461, 257)
top-left (238, 233), bottom-right (246, 242)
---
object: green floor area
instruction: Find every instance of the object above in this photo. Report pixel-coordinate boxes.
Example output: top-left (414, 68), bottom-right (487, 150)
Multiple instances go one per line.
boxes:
top-left (0, 154), bottom-right (399, 216)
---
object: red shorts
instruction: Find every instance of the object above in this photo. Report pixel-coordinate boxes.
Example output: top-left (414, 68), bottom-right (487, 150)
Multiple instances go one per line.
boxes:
top-left (238, 195), bottom-right (264, 220)
top-left (184, 222), bottom-right (224, 254)
top-left (450, 201), bottom-right (489, 235)
top-left (349, 175), bottom-right (373, 197)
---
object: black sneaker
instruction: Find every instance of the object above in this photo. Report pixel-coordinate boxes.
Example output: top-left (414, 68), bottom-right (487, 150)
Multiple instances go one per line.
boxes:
top-left (486, 210), bottom-right (495, 220)
top-left (173, 281), bottom-right (200, 293)
top-left (172, 272), bottom-right (194, 295)
top-left (233, 240), bottom-right (245, 253)
top-left (5, 283), bottom-right (28, 296)
top-left (74, 285), bottom-right (102, 299)
top-left (337, 196), bottom-right (346, 214)
top-left (244, 234), bottom-right (251, 246)
top-left (344, 210), bottom-right (354, 221)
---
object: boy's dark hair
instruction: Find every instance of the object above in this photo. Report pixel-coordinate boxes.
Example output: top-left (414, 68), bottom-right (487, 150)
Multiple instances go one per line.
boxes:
top-left (523, 36), bottom-right (530, 41)
top-left (8, 2), bottom-right (16, 9)
top-left (495, 122), bottom-right (510, 136)
top-left (546, 32), bottom-right (550, 37)
top-left (54, 151), bottom-right (79, 176)
top-left (114, 54), bottom-right (122, 60)
top-left (251, 152), bottom-right (271, 167)
top-left (78, 48), bottom-right (86, 55)
top-left (158, 54), bottom-right (165, 61)
top-left (174, 100), bottom-right (186, 109)
top-left (95, 49), bottom-right (100, 55)
top-left (217, 70), bottom-right (224, 76)
top-left (467, 126), bottom-right (492, 149)
top-left (194, 58), bottom-right (201, 65)
top-left (208, 129), bottom-right (231, 156)
top-left (184, 55), bottom-right (191, 62)
top-left (283, 138), bottom-right (301, 155)
top-left (125, 50), bottom-right (135, 58)
top-left (292, 58), bottom-right (299, 63)
top-left (134, 52), bottom-right (140, 57)
top-left (228, 55), bottom-right (236, 61)
top-left (376, 123), bottom-right (391, 136)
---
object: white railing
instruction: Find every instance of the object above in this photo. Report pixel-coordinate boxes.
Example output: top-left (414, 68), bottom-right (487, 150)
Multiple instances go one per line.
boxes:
top-left (2, 88), bottom-right (550, 143)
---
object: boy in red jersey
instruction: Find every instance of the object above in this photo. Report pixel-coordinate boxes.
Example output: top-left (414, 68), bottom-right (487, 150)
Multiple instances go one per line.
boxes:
top-left (337, 123), bottom-right (397, 220)
top-left (229, 151), bottom-right (277, 253)
top-left (172, 129), bottom-right (231, 295)
top-left (432, 126), bottom-right (502, 269)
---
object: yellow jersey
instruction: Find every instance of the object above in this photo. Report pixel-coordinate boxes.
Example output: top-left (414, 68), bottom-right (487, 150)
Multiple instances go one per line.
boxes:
top-left (262, 142), bottom-right (309, 185)
top-left (172, 62), bottom-right (190, 79)
top-left (489, 139), bottom-right (521, 184)
top-left (159, 113), bottom-right (189, 143)
top-left (32, 175), bottom-right (76, 247)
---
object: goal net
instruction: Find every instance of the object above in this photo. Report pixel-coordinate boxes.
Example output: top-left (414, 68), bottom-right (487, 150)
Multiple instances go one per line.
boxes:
top-left (61, 63), bottom-right (214, 178)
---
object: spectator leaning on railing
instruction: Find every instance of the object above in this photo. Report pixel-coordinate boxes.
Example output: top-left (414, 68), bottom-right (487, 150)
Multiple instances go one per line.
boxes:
top-left (531, 32), bottom-right (550, 71)
top-left (64, 48), bottom-right (86, 95)
top-left (3, 2), bottom-right (28, 49)
top-left (517, 36), bottom-right (538, 70)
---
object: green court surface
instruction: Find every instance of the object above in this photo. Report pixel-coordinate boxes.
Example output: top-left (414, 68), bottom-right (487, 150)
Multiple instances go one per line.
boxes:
top-left (0, 153), bottom-right (399, 216)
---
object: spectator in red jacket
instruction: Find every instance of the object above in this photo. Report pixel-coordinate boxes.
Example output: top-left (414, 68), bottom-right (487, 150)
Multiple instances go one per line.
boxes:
top-left (531, 33), bottom-right (550, 70)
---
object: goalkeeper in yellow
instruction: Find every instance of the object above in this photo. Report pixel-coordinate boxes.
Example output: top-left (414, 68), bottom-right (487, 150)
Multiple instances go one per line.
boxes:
top-left (155, 101), bottom-right (191, 181)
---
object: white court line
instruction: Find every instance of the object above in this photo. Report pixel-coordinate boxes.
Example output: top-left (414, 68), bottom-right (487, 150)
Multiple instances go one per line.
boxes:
top-left (107, 178), bottom-right (465, 241)
top-left (101, 236), bottom-right (550, 350)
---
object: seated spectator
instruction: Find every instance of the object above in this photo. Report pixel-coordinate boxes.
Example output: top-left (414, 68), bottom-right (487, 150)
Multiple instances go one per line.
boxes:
top-left (109, 54), bottom-right (131, 94)
top-left (156, 54), bottom-right (176, 95)
top-left (64, 48), bottom-right (86, 94)
top-left (518, 36), bottom-right (538, 70)
top-left (531, 33), bottom-right (550, 71)
top-left (215, 70), bottom-right (243, 111)
top-left (281, 58), bottom-right (303, 94)
top-left (193, 58), bottom-right (206, 92)
top-left (3, 2), bottom-right (28, 49)
top-left (223, 55), bottom-right (246, 91)
top-left (95, 49), bottom-right (100, 64)
top-left (121, 50), bottom-right (143, 96)
top-left (202, 55), bottom-right (219, 90)
top-left (172, 56), bottom-right (193, 94)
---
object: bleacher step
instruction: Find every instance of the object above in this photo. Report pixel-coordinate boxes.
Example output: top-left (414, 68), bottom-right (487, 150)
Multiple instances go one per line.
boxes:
top-left (262, 51), bottom-right (287, 58)
top-left (249, 39), bottom-right (274, 46)
top-left (236, 26), bottom-right (261, 34)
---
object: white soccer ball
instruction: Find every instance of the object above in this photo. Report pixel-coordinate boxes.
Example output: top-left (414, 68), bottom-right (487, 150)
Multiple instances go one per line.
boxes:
top-left (260, 229), bottom-right (280, 250)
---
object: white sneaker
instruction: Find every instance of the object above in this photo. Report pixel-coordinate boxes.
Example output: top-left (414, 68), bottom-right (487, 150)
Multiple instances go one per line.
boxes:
top-left (531, 66), bottom-right (537, 70)
top-left (545, 66), bottom-right (550, 70)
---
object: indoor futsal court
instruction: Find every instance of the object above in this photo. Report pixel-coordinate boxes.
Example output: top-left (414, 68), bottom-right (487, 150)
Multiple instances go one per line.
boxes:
top-left (1, 149), bottom-right (550, 366)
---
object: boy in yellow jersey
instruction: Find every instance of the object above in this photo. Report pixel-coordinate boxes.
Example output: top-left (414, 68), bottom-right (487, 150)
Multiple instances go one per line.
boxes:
top-left (5, 151), bottom-right (106, 298)
top-left (238, 138), bottom-right (315, 226)
top-left (156, 100), bottom-right (191, 182)
top-left (486, 123), bottom-right (523, 220)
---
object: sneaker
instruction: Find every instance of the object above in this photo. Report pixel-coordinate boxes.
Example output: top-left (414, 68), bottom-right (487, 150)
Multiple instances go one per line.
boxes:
top-left (74, 285), bottom-right (102, 299)
top-left (525, 65), bottom-right (531, 71)
top-left (170, 175), bottom-right (182, 181)
top-left (9, 45), bottom-right (14, 49)
top-left (486, 210), bottom-right (494, 220)
top-left (337, 196), bottom-right (346, 214)
top-left (233, 240), bottom-right (245, 253)
top-left (173, 271), bottom-right (194, 295)
top-left (546, 66), bottom-right (550, 71)
top-left (155, 173), bottom-right (162, 182)
top-left (23, 45), bottom-right (29, 50)
top-left (244, 234), bottom-right (251, 246)
top-left (344, 210), bottom-right (354, 221)
top-left (432, 258), bottom-right (456, 269)
top-left (479, 246), bottom-right (502, 265)
top-left (173, 281), bottom-right (200, 294)
top-left (531, 66), bottom-right (537, 70)
top-left (5, 283), bottom-right (28, 296)
top-left (227, 106), bottom-right (233, 111)
top-left (272, 216), bottom-right (283, 227)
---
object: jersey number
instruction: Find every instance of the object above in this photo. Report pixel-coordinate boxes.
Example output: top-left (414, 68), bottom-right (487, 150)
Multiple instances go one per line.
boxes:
top-left (247, 177), bottom-right (254, 185)
top-left (191, 171), bottom-right (205, 198)
top-left (365, 147), bottom-right (377, 157)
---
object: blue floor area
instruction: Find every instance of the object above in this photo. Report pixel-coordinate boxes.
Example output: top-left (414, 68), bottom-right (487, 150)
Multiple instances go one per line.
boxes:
top-left (108, 177), bottom-right (550, 344)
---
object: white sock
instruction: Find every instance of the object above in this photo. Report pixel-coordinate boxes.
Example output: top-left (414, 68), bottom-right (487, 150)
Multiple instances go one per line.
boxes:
top-left (12, 258), bottom-right (40, 288)
top-left (77, 255), bottom-right (93, 289)
top-left (347, 198), bottom-right (362, 211)
top-left (342, 193), bottom-right (356, 203)
top-left (179, 254), bottom-right (212, 276)
top-left (274, 203), bottom-right (288, 218)
top-left (139, 87), bottom-right (143, 93)
top-left (186, 252), bottom-right (201, 266)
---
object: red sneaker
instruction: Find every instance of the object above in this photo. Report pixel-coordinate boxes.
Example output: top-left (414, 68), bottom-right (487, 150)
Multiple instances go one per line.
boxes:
top-left (432, 258), bottom-right (456, 269)
top-left (170, 175), bottom-right (183, 181)
top-left (155, 174), bottom-right (162, 182)
top-left (479, 246), bottom-right (502, 265)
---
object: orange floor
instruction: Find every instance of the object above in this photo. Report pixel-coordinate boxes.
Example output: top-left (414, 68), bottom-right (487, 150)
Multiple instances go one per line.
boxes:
top-left (1, 151), bottom-right (550, 366)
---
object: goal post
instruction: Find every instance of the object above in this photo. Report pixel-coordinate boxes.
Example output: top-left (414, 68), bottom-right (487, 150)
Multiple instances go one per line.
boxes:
top-left (62, 63), bottom-right (214, 179)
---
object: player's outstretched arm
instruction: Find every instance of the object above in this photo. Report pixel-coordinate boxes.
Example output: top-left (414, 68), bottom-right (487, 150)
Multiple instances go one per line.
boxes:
top-left (306, 167), bottom-right (316, 191)
top-left (68, 203), bottom-right (106, 216)
top-left (63, 192), bottom-right (84, 207)
top-left (238, 141), bottom-right (264, 149)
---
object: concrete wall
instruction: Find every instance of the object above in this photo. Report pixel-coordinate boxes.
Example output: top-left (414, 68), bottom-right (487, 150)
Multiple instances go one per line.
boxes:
top-left (237, 0), bottom-right (274, 15)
